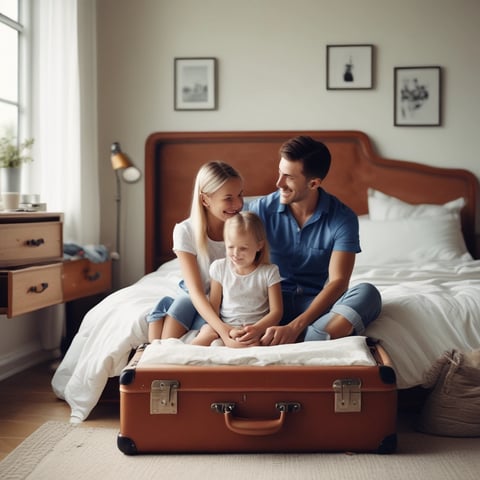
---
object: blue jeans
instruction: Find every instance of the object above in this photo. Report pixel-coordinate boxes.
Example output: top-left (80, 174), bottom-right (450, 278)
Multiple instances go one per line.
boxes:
top-left (148, 282), bottom-right (381, 341)
top-left (146, 293), bottom-right (206, 331)
top-left (281, 282), bottom-right (382, 341)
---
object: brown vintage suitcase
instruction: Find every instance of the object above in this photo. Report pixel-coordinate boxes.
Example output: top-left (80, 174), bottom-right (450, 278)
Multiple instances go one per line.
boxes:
top-left (117, 339), bottom-right (397, 455)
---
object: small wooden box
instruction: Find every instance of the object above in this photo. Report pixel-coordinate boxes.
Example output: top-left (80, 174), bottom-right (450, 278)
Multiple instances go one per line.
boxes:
top-left (62, 258), bottom-right (112, 302)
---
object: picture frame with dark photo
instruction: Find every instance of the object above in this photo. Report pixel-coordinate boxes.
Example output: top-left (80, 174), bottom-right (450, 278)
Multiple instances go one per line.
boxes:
top-left (174, 57), bottom-right (217, 111)
top-left (394, 66), bottom-right (441, 126)
top-left (326, 44), bottom-right (374, 90)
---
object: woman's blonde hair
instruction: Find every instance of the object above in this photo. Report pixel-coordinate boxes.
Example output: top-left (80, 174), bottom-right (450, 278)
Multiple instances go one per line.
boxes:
top-left (190, 161), bottom-right (243, 259)
top-left (224, 211), bottom-right (270, 265)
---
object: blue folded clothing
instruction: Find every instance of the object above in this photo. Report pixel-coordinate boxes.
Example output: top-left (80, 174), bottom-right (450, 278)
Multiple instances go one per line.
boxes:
top-left (63, 243), bottom-right (110, 263)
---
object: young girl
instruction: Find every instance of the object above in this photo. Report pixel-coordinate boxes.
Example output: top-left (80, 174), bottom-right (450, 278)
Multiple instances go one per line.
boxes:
top-left (191, 211), bottom-right (283, 346)
top-left (147, 161), bottom-right (245, 348)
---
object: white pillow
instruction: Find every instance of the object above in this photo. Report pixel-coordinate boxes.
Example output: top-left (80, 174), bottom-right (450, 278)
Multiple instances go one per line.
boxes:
top-left (356, 214), bottom-right (472, 266)
top-left (368, 188), bottom-right (465, 220)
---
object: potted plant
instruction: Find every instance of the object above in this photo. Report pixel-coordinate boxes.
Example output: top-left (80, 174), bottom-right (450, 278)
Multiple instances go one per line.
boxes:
top-left (0, 131), bottom-right (34, 193)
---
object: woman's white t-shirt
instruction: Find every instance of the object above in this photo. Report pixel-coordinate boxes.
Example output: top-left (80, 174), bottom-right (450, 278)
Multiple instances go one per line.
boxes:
top-left (173, 218), bottom-right (225, 293)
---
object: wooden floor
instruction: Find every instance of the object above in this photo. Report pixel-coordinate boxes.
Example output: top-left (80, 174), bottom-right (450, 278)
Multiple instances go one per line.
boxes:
top-left (0, 360), bottom-right (119, 461)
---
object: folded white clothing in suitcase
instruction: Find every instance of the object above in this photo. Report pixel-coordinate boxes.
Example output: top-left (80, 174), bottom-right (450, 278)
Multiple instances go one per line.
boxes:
top-left (139, 336), bottom-right (378, 367)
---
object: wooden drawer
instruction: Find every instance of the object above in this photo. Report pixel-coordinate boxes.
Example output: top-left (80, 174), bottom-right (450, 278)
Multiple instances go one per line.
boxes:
top-left (0, 263), bottom-right (63, 317)
top-left (0, 214), bottom-right (63, 267)
top-left (63, 259), bottom-right (112, 302)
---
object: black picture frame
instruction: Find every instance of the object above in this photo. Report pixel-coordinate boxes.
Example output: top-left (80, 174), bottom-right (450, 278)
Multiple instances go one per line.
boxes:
top-left (326, 44), bottom-right (374, 90)
top-left (394, 66), bottom-right (442, 126)
top-left (174, 57), bottom-right (217, 111)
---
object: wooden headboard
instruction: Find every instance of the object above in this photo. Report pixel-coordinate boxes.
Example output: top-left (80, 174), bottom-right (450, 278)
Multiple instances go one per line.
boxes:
top-left (145, 131), bottom-right (478, 273)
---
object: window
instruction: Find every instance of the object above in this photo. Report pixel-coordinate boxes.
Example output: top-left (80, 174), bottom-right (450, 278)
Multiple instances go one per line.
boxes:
top-left (0, 0), bottom-right (25, 140)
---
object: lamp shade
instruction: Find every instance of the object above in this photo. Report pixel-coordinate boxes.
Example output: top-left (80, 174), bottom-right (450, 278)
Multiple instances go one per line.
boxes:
top-left (110, 142), bottom-right (141, 183)
top-left (110, 142), bottom-right (133, 170)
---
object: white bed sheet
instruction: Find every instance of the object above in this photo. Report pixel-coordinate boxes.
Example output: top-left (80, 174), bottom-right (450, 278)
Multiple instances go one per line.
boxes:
top-left (51, 257), bottom-right (480, 422)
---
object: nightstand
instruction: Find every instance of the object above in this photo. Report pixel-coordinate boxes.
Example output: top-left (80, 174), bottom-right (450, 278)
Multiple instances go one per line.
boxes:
top-left (0, 212), bottom-right (112, 318)
top-left (0, 212), bottom-right (64, 317)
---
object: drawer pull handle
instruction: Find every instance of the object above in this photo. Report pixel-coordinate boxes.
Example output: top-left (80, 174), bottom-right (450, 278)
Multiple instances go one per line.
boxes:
top-left (28, 282), bottom-right (49, 294)
top-left (85, 271), bottom-right (101, 282)
top-left (26, 238), bottom-right (45, 247)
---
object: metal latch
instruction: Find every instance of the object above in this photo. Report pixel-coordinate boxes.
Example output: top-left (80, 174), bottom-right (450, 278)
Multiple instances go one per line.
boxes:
top-left (333, 378), bottom-right (362, 413)
top-left (150, 380), bottom-right (179, 414)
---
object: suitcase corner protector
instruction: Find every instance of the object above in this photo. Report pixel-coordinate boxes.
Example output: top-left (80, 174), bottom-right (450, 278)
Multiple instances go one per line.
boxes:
top-left (379, 365), bottom-right (397, 385)
top-left (119, 367), bottom-right (136, 385)
top-left (377, 433), bottom-right (397, 454)
top-left (117, 433), bottom-right (137, 455)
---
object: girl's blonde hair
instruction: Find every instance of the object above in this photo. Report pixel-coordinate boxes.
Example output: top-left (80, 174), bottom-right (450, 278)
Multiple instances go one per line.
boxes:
top-left (224, 211), bottom-right (270, 265)
top-left (190, 161), bottom-right (243, 259)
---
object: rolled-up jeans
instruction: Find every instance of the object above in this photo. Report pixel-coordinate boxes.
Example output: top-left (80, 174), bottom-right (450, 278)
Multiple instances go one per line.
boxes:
top-left (280, 282), bottom-right (382, 341)
top-left (146, 293), bottom-right (206, 331)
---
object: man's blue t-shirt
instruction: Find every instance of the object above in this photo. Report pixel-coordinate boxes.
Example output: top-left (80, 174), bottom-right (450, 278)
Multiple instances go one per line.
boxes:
top-left (246, 189), bottom-right (360, 296)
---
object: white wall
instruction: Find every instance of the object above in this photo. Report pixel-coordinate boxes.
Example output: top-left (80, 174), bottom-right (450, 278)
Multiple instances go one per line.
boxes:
top-left (96, 0), bottom-right (480, 287)
top-left (0, 305), bottom-right (63, 381)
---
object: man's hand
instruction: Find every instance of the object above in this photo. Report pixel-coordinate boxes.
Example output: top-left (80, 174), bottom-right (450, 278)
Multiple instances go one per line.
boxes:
top-left (260, 324), bottom-right (300, 346)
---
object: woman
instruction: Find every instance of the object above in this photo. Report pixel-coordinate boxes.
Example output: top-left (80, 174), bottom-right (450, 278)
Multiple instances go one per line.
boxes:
top-left (147, 161), bottom-right (248, 347)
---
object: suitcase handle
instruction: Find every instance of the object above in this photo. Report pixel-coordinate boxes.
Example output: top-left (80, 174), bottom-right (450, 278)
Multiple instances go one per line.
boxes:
top-left (211, 402), bottom-right (301, 436)
top-left (225, 410), bottom-right (286, 436)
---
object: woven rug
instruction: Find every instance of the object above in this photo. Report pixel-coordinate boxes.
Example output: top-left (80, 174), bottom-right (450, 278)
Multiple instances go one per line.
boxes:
top-left (1, 420), bottom-right (479, 480)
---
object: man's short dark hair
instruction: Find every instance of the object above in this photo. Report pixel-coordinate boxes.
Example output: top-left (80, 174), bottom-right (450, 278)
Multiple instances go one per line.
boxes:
top-left (279, 136), bottom-right (331, 180)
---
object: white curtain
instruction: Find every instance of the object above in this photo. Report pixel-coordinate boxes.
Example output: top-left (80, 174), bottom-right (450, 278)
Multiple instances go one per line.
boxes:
top-left (29, 0), bottom-right (99, 352)
top-left (30, 0), bottom-right (99, 244)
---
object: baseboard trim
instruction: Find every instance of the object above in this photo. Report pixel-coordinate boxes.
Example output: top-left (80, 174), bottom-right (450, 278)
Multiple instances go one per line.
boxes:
top-left (0, 341), bottom-right (59, 382)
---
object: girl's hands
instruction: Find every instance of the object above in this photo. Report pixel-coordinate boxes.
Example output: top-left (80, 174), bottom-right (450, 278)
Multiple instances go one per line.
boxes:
top-left (215, 324), bottom-right (249, 348)
top-left (229, 324), bottom-right (263, 346)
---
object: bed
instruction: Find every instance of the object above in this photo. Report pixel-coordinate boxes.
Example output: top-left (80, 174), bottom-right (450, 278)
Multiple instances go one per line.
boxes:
top-left (51, 130), bottom-right (480, 423)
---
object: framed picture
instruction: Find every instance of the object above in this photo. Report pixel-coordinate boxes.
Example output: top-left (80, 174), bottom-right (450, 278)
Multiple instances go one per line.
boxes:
top-left (394, 66), bottom-right (441, 126)
top-left (174, 57), bottom-right (217, 110)
top-left (326, 44), bottom-right (374, 90)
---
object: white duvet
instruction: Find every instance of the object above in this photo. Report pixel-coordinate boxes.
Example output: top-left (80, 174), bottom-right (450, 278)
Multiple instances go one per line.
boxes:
top-left (51, 258), bottom-right (480, 423)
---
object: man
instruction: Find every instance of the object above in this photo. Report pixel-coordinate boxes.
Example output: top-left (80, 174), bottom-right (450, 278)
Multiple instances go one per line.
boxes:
top-left (246, 135), bottom-right (381, 345)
